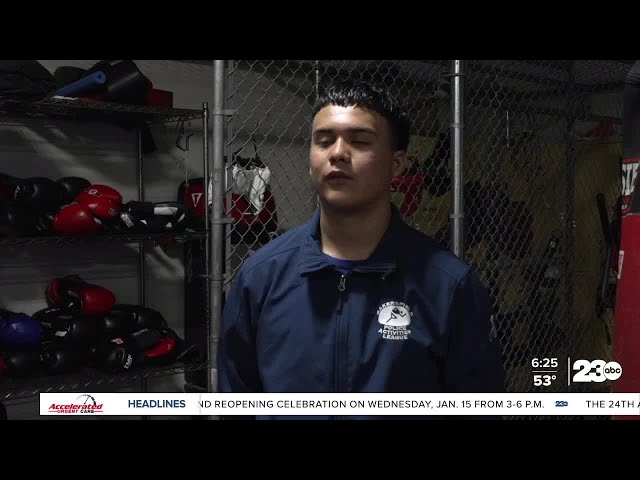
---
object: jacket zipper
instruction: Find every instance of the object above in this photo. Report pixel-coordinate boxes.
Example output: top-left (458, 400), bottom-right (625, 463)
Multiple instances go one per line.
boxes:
top-left (333, 269), bottom-right (392, 417)
top-left (335, 273), bottom-right (347, 395)
top-left (337, 274), bottom-right (346, 309)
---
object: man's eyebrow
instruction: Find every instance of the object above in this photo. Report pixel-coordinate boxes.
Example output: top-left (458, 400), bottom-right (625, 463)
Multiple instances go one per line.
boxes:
top-left (313, 127), bottom-right (377, 135)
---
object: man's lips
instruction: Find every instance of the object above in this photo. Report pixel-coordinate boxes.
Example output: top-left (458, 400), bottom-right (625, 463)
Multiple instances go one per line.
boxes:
top-left (326, 171), bottom-right (353, 181)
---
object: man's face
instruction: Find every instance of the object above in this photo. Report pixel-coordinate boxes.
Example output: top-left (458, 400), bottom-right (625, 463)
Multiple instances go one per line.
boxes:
top-left (310, 105), bottom-right (406, 212)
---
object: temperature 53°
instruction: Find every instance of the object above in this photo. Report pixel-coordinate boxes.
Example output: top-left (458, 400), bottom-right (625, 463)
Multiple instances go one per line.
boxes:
top-left (533, 374), bottom-right (556, 386)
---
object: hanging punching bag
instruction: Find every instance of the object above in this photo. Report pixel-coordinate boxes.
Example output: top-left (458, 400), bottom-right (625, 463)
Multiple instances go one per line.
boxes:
top-left (612, 60), bottom-right (640, 407)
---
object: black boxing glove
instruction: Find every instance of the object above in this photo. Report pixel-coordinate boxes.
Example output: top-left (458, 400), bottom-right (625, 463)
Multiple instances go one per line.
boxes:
top-left (118, 208), bottom-right (151, 233)
top-left (119, 201), bottom-right (186, 233)
top-left (91, 341), bottom-right (136, 372)
top-left (13, 177), bottom-right (59, 211)
top-left (0, 350), bottom-right (41, 377)
top-left (91, 328), bottom-right (162, 372)
top-left (119, 328), bottom-right (162, 351)
top-left (109, 303), bottom-right (167, 338)
top-left (35, 211), bottom-right (57, 235)
top-left (56, 177), bottom-right (91, 206)
top-left (0, 173), bottom-right (19, 202)
top-left (157, 326), bottom-right (197, 363)
top-left (150, 202), bottom-right (186, 233)
top-left (0, 202), bottom-right (40, 236)
top-left (41, 341), bottom-right (87, 375)
top-left (33, 307), bottom-right (103, 346)
top-left (121, 201), bottom-right (155, 218)
top-left (103, 305), bottom-right (167, 339)
top-left (101, 309), bottom-right (134, 339)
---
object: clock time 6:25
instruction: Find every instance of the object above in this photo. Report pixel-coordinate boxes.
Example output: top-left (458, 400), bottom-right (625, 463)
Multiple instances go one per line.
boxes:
top-left (531, 358), bottom-right (558, 368)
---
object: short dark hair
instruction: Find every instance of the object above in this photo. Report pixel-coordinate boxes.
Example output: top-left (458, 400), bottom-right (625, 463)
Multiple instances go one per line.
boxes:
top-left (313, 80), bottom-right (411, 152)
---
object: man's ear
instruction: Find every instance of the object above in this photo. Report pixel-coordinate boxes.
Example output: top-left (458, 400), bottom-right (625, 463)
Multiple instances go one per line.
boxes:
top-left (392, 150), bottom-right (407, 178)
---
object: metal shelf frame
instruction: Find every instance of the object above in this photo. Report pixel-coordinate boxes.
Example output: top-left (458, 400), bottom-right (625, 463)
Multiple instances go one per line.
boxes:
top-left (0, 231), bottom-right (206, 247)
top-left (1, 361), bottom-right (209, 401)
top-left (0, 92), bottom-right (212, 404)
top-left (0, 95), bottom-right (204, 124)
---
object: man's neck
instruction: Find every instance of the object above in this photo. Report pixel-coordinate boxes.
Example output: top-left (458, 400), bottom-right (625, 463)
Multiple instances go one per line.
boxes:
top-left (319, 199), bottom-right (392, 261)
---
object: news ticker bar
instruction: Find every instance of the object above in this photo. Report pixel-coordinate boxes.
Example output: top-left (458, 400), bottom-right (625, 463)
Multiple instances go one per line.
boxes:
top-left (40, 392), bottom-right (640, 416)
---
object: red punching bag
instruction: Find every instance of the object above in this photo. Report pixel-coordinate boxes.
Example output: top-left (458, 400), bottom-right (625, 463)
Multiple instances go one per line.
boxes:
top-left (612, 61), bottom-right (640, 408)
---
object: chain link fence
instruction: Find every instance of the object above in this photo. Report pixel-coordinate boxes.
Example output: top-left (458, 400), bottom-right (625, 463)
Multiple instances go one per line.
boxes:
top-left (218, 59), bottom-right (629, 397)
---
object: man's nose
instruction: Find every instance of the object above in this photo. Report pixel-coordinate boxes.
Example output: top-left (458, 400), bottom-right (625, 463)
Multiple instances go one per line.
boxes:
top-left (329, 138), bottom-right (350, 163)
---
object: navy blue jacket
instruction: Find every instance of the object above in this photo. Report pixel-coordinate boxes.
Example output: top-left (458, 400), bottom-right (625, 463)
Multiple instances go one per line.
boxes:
top-left (217, 204), bottom-right (506, 418)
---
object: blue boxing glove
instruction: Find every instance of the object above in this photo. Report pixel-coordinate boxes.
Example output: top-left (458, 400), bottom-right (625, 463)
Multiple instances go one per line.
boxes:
top-left (0, 311), bottom-right (42, 352)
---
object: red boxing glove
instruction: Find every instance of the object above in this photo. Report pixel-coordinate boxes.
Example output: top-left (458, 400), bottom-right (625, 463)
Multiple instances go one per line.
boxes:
top-left (145, 336), bottom-right (176, 359)
top-left (46, 275), bottom-right (116, 316)
top-left (143, 334), bottom-right (178, 366)
top-left (77, 184), bottom-right (122, 205)
top-left (75, 185), bottom-right (122, 221)
top-left (53, 203), bottom-right (104, 235)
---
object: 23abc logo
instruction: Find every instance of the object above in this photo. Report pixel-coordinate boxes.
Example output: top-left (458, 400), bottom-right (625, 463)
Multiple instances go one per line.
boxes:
top-left (571, 360), bottom-right (622, 383)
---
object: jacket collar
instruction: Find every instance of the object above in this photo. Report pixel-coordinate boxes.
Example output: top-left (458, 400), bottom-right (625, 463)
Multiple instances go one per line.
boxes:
top-left (298, 203), bottom-right (404, 275)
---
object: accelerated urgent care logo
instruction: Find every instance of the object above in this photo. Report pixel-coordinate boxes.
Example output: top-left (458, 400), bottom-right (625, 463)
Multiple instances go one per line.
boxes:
top-left (48, 394), bottom-right (104, 414)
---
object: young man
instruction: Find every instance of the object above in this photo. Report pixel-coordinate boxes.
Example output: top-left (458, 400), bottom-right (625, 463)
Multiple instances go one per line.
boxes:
top-left (217, 80), bottom-right (506, 419)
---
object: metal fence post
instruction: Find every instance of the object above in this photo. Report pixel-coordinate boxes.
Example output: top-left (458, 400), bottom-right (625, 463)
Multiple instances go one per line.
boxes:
top-left (450, 60), bottom-right (465, 259)
top-left (209, 60), bottom-right (226, 394)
